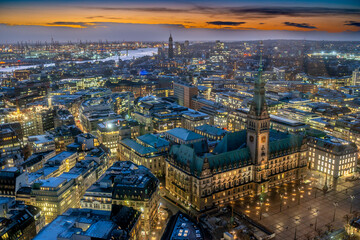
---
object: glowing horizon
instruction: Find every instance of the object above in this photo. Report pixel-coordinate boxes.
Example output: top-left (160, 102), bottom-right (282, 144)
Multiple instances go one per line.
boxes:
top-left (0, 0), bottom-right (359, 42)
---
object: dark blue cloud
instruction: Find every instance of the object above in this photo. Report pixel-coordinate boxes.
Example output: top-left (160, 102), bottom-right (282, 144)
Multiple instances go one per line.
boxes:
top-left (345, 21), bottom-right (360, 27)
top-left (206, 21), bottom-right (246, 26)
top-left (284, 22), bottom-right (317, 29)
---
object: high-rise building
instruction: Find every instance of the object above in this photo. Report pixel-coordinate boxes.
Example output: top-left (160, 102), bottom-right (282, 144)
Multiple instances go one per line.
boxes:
top-left (173, 82), bottom-right (198, 109)
top-left (168, 34), bottom-right (174, 59)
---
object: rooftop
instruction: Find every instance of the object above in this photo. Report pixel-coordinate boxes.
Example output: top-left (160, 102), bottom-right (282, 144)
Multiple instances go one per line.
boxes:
top-left (161, 212), bottom-right (204, 240)
top-left (33, 209), bottom-right (116, 240)
top-left (195, 124), bottom-right (227, 137)
top-left (28, 135), bottom-right (54, 144)
top-left (120, 138), bottom-right (157, 155)
top-left (47, 151), bottom-right (76, 164)
top-left (137, 134), bottom-right (169, 149)
top-left (36, 177), bottom-right (67, 188)
top-left (165, 128), bottom-right (205, 142)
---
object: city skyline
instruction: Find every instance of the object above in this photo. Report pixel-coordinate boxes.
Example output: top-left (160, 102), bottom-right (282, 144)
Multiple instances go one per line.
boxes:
top-left (1, 0), bottom-right (360, 42)
top-left (0, 1), bottom-right (360, 239)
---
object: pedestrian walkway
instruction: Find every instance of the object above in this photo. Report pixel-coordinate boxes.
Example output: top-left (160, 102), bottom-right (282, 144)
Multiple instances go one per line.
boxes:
top-left (240, 178), bottom-right (360, 239)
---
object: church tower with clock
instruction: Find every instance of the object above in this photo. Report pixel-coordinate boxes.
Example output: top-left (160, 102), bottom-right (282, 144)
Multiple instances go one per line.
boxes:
top-left (246, 41), bottom-right (270, 194)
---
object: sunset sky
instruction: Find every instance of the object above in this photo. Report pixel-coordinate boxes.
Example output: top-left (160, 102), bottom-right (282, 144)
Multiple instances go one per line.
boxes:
top-left (0, 0), bottom-right (360, 42)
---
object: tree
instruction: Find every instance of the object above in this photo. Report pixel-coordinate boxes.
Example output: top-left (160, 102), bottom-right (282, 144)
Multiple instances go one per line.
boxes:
top-left (343, 214), bottom-right (351, 224)
top-left (325, 223), bottom-right (333, 232)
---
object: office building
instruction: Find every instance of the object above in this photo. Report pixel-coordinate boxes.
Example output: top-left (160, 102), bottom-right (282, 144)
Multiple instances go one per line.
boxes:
top-left (308, 136), bottom-right (358, 177)
top-left (173, 82), bottom-right (198, 109)
top-left (182, 111), bottom-right (210, 131)
top-left (0, 123), bottom-right (23, 158)
top-left (0, 167), bottom-right (27, 197)
top-left (0, 200), bottom-right (44, 240)
top-left (119, 133), bottom-right (169, 176)
top-left (352, 68), bottom-right (360, 86)
top-left (28, 134), bottom-right (55, 154)
top-left (81, 161), bottom-right (159, 237)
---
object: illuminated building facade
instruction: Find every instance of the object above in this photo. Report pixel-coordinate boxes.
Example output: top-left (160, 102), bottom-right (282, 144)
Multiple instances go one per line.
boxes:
top-left (181, 111), bottom-right (210, 131)
top-left (308, 137), bottom-right (358, 177)
top-left (29, 177), bottom-right (77, 224)
top-left (81, 161), bottom-right (159, 237)
top-left (0, 123), bottom-right (23, 158)
top-left (0, 168), bottom-right (27, 197)
top-left (165, 47), bottom-right (308, 211)
top-left (96, 121), bottom-right (122, 158)
top-left (173, 82), bottom-right (198, 109)
top-left (119, 134), bottom-right (169, 176)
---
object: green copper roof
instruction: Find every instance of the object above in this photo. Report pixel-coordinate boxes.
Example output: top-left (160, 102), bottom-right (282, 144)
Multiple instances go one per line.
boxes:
top-left (170, 144), bottom-right (204, 176)
top-left (207, 147), bottom-right (251, 171)
top-left (170, 130), bottom-right (251, 177)
top-left (213, 130), bottom-right (247, 154)
top-left (269, 132), bottom-right (304, 155)
top-left (169, 129), bottom-right (305, 177)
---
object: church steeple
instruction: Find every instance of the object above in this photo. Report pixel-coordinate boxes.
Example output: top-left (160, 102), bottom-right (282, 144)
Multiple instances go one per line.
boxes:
top-left (168, 34), bottom-right (174, 59)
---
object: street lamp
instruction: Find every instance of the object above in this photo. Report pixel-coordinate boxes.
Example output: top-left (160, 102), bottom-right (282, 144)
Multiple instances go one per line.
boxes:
top-left (297, 187), bottom-right (301, 205)
top-left (332, 202), bottom-right (338, 222)
top-left (280, 194), bottom-right (283, 212)
top-left (259, 201), bottom-right (263, 220)
top-left (349, 195), bottom-right (355, 214)
top-left (294, 217), bottom-right (300, 240)
top-left (313, 209), bottom-right (319, 230)
top-left (230, 201), bottom-right (234, 226)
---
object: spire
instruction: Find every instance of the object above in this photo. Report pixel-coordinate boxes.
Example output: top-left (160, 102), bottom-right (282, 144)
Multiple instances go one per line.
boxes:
top-left (252, 41), bottom-right (266, 116)
top-left (168, 33), bottom-right (174, 59)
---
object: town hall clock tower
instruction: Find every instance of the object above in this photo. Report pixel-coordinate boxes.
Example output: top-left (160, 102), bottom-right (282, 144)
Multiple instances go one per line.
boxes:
top-left (246, 41), bottom-right (270, 194)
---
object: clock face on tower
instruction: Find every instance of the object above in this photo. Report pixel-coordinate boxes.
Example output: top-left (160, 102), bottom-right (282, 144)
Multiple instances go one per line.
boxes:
top-left (261, 136), bottom-right (266, 143)
top-left (249, 136), bottom-right (254, 142)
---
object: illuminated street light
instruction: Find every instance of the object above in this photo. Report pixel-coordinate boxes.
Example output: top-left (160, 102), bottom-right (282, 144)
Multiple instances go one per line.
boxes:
top-left (332, 202), bottom-right (338, 222)
top-left (349, 195), bottom-right (355, 213)
top-left (313, 209), bottom-right (319, 230)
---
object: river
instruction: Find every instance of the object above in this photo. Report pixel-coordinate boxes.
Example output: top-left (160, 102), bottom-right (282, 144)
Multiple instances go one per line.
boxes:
top-left (0, 47), bottom-right (158, 73)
